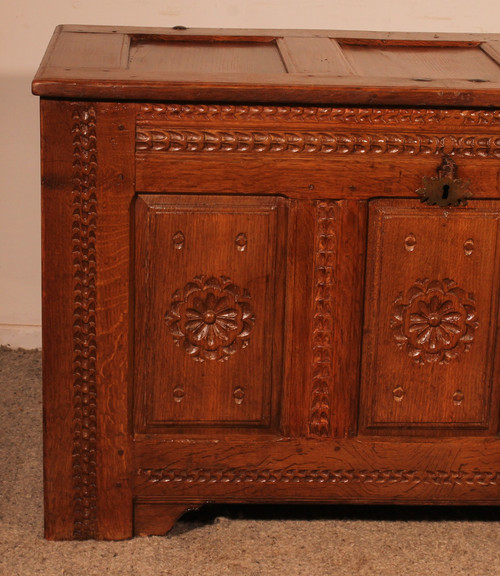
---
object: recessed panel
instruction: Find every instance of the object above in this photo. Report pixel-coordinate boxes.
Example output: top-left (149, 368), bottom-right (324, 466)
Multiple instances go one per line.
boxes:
top-left (128, 38), bottom-right (286, 74)
top-left (134, 194), bottom-right (287, 433)
top-left (360, 200), bottom-right (500, 432)
top-left (341, 43), bottom-right (500, 81)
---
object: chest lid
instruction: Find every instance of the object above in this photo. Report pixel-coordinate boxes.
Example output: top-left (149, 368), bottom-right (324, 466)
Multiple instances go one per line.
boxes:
top-left (32, 25), bottom-right (500, 107)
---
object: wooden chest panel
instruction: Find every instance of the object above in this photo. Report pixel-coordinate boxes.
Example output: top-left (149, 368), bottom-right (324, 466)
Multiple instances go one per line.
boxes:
top-left (134, 194), bottom-right (287, 432)
top-left (361, 200), bottom-right (500, 432)
top-left (33, 26), bottom-right (500, 540)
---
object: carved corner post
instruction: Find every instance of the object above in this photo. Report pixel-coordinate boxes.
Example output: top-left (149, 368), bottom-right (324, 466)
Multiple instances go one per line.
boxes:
top-left (41, 100), bottom-right (135, 539)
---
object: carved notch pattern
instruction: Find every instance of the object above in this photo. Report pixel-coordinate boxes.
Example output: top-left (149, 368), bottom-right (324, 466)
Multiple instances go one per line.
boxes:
top-left (137, 467), bottom-right (498, 487)
top-left (165, 275), bottom-right (255, 362)
top-left (391, 278), bottom-right (479, 364)
top-left (71, 104), bottom-right (98, 539)
top-left (138, 104), bottom-right (500, 126)
top-left (136, 128), bottom-right (500, 158)
top-left (310, 202), bottom-right (336, 436)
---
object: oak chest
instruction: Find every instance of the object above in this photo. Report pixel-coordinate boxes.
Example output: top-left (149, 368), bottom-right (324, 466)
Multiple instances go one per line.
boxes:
top-left (33, 25), bottom-right (500, 539)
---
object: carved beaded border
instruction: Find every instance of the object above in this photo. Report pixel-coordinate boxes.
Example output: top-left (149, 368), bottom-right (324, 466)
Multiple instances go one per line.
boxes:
top-left (71, 104), bottom-right (98, 539)
top-left (135, 128), bottom-right (500, 158)
top-left (137, 467), bottom-right (498, 487)
top-left (309, 202), bottom-right (336, 437)
top-left (138, 104), bottom-right (500, 126)
top-left (136, 104), bottom-right (500, 158)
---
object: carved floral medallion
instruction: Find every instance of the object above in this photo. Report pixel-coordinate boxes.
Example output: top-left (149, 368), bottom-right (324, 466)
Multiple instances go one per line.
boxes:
top-left (390, 278), bottom-right (478, 364)
top-left (165, 275), bottom-right (255, 362)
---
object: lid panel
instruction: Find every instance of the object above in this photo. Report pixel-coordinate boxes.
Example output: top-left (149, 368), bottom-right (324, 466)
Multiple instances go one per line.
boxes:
top-left (341, 43), bottom-right (500, 82)
top-left (32, 26), bottom-right (500, 106)
top-left (128, 37), bottom-right (286, 74)
top-left (46, 31), bottom-right (128, 69)
top-left (277, 37), bottom-right (355, 75)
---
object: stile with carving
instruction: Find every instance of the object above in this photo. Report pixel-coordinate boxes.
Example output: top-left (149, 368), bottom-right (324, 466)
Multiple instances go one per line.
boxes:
top-left (34, 26), bottom-right (500, 540)
top-left (71, 104), bottom-right (98, 539)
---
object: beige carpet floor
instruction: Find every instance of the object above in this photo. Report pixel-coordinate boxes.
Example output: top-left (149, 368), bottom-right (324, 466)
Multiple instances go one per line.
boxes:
top-left (1, 347), bottom-right (499, 576)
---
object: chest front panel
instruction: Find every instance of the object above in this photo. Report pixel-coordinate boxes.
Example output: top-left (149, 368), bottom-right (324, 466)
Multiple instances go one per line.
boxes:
top-left (134, 194), bottom-right (287, 432)
top-left (361, 200), bottom-right (500, 432)
top-left (35, 27), bottom-right (500, 539)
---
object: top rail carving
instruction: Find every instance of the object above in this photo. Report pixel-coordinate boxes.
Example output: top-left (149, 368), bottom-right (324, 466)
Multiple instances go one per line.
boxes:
top-left (138, 104), bottom-right (500, 127)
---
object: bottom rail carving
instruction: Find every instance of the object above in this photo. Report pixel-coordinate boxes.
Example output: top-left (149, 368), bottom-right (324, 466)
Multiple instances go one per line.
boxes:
top-left (137, 467), bottom-right (498, 487)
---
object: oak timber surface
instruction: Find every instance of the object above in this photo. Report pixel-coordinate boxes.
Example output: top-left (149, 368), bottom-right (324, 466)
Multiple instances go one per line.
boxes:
top-left (35, 26), bottom-right (500, 540)
top-left (32, 25), bottom-right (500, 106)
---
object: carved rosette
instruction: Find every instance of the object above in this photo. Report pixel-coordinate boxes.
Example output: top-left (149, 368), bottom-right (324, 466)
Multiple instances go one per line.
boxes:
top-left (391, 278), bottom-right (479, 364)
top-left (165, 275), bottom-right (255, 362)
top-left (71, 104), bottom-right (98, 538)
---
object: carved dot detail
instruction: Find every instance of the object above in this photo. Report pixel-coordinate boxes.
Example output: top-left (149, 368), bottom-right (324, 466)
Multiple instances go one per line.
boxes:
top-left (235, 233), bottom-right (247, 252)
top-left (172, 231), bottom-right (185, 249)
top-left (233, 387), bottom-right (245, 404)
top-left (202, 311), bottom-right (216, 324)
top-left (393, 386), bottom-right (405, 402)
top-left (464, 238), bottom-right (474, 256)
top-left (173, 386), bottom-right (185, 403)
top-left (427, 314), bottom-right (441, 327)
top-left (453, 390), bottom-right (464, 406)
top-left (404, 233), bottom-right (417, 252)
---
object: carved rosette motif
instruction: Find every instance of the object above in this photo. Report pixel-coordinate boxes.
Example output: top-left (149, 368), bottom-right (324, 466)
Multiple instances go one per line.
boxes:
top-left (310, 202), bottom-right (336, 436)
top-left (391, 278), bottom-right (479, 364)
top-left (165, 275), bottom-right (255, 362)
top-left (71, 104), bottom-right (98, 539)
top-left (137, 467), bottom-right (498, 487)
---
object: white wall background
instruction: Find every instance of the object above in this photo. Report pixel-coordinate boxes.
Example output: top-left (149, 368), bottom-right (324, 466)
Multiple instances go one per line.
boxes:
top-left (1, 0), bottom-right (499, 348)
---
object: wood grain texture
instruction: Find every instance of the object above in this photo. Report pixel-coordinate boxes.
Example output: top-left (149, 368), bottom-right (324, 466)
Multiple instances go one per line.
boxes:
top-left (36, 28), bottom-right (500, 540)
top-left (70, 103), bottom-right (98, 539)
top-left (93, 102), bottom-right (135, 540)
top-left (129, 38), bottom-right (285, 74)
top-left (341, 44), bottom-right (500, 81)
top-left (277, 38), bottom-right (355, 75)
top-left (134, 503), bottom-right (202, 536)
top-left (137, 104), bottom-right (500, 125)
top-left (136, 155), bottom-right (500, 202)
top-left (133, 194), bottom-right (287, 434)
top-left (329, 200), bottom-right (368, 438)
top-left (133, 437), bottom-right (500, 504)
top-left (361, 200), bottom-right (500, 435)
top-left (135, 128), bottom-right (500, 158)
top-left (41, 100), bottom-right (81, 540)
top-left (32, 26), bottom-right (500, 107)
top-left (309, 201), bottom-right (337, 437)
top-left (41, 101), bottom-right (136, 540)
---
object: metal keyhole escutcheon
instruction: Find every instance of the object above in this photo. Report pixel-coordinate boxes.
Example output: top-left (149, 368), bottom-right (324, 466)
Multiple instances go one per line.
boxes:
top-left (416, 156), bottom-right (472, 207)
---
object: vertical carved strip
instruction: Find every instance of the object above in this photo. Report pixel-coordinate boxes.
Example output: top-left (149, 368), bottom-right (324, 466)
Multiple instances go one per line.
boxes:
top-left (71, 105), bottom-right (98, 539)
top-left (310, 201), bottom-right (336, 436)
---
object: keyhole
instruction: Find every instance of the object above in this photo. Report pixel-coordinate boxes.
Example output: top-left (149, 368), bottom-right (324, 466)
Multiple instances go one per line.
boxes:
top-left (442, 184), bottom-right (450, 200)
